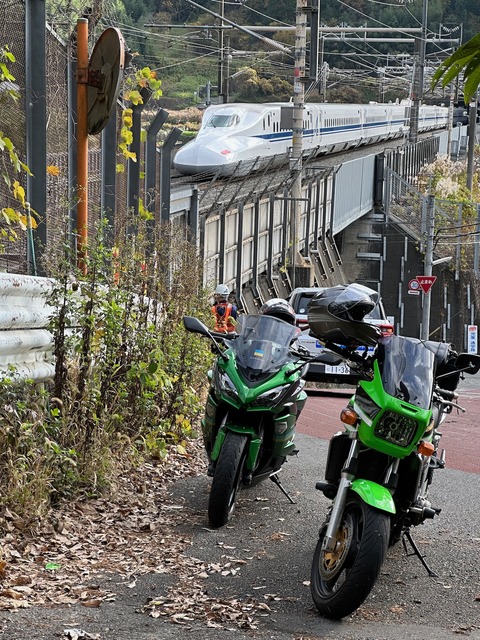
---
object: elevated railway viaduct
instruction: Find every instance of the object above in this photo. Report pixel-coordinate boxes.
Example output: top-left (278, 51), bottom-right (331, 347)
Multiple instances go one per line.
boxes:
top-left (1, 0), bottom-right (476, 351)
top-left (172, 126), bottom-right (480, 350)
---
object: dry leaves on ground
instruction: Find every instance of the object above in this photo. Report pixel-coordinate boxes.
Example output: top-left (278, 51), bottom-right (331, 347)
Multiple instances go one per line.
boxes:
top-left (0, 439), bottom-right (282, 631)
top-left (0, 441), bottom-right (204, 612)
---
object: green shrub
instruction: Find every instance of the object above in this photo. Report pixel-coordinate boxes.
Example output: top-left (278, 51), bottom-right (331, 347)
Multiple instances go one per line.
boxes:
top-left (0, 217), bottom-right (213, 524)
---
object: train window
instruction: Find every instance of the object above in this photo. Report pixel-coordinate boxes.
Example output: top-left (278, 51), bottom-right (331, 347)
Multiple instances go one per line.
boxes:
top-left (206, 114), bottom-right (240, 128)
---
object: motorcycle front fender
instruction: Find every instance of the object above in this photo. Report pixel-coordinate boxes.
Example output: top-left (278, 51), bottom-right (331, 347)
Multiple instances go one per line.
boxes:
top-left (351, 478), bottom-right (396, 514)
top-left (211, 424), bottom-right (262, 472)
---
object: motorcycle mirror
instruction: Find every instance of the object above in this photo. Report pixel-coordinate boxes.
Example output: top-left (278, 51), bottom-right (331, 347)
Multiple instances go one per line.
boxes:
top-left (183, 315), bottom-right (230, 361)
top-left (183, 315), bottom-right (210, 336)
top-left (454, 353), bottom-right (480, 375)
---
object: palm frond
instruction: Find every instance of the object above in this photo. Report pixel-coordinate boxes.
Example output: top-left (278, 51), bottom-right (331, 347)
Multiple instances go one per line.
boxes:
top-left (431, 33), bottom-right (480, 103)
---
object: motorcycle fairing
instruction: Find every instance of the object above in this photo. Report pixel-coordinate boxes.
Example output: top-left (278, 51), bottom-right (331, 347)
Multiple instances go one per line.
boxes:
top-left (355, 336), bottom-right (434, 458)
top-left (216, 356), bottom-right (301, 407)
top-left (350, 478), bottom-right (396, 514)
top-left (233, 315), bottom-right (299, 383)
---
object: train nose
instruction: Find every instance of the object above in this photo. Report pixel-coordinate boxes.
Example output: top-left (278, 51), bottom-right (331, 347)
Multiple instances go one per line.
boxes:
top-left (173, 144), bottom-right (230, 175)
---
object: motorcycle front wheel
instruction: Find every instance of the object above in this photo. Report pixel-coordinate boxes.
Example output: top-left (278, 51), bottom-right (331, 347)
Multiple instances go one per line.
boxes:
top-left (208, 431), bottom-right (249, 528)
top-left (310, 492), bottom-right (390, 619)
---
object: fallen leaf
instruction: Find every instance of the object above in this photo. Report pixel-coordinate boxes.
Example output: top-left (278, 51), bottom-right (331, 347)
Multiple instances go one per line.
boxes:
top-left (0, 588), bottom-right (24, 600)
top-left (81, 599), bottom-right (102, 608)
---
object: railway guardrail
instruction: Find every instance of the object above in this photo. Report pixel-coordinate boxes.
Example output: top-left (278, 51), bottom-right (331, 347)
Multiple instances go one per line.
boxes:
top-left (0, 273), bottom-right (55, 382)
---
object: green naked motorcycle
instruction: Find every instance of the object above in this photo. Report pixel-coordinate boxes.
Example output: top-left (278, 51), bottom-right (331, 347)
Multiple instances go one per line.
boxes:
top-left (309, 333), bottom-right (480, 619)
top-left (183, 313), bottom-right (339, 528)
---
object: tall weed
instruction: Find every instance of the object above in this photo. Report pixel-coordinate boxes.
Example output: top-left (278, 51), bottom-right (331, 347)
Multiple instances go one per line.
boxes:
top-left (0, 217), bottom-right (212, 523)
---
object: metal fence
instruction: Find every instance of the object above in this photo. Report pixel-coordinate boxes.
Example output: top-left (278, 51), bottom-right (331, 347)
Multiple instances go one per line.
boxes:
top-left (382, 165), bottom-right (480, 347)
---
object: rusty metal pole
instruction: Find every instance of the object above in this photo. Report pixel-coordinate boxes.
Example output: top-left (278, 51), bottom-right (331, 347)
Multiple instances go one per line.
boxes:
top-left (76, 18), bottom-right (89, 273)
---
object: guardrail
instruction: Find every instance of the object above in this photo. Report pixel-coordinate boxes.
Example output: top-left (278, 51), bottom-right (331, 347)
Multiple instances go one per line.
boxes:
top-left (0, 273), bottom-right (55, 382)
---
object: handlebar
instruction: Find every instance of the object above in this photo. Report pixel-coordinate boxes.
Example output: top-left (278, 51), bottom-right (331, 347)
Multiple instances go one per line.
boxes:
top-left (435, 387), bottom-right (458, 401)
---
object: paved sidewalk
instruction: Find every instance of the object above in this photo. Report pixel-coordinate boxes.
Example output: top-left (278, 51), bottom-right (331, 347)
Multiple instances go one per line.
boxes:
top-left (1, 382), bottom-right (479, 640)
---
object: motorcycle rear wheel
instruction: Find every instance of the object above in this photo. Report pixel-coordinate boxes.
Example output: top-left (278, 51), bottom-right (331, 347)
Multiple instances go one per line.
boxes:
top-left (208, 431), bottom-right (249, 528)
top-left (310, 492), bottom-right (390, 619)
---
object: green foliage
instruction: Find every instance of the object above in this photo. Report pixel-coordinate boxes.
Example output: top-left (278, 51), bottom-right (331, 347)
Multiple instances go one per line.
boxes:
top-left (118, 66), bottom-right (163, 165)
top-left (0, 217), bottom-right (212, 523)
top-left (431, 33), bottom-right (480, 103)
top-left (229, 67), bottom-right (292, 102)
top-left (418, 154), bottom-right (480, 270)
top-left (0, 380), bottom-right (78, 520)
top-left (110, 0), bottom-right (480, 104)
top-left (0, 46), bottom-right (36, 245)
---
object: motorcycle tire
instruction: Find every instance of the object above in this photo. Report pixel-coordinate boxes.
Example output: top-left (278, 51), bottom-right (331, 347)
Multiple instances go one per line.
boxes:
top-left (310, 492), bottom-right (390, 619)
top-left (208, 431), bottom-right (249, 528)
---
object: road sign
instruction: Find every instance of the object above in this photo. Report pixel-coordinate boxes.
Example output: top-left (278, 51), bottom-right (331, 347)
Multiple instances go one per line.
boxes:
top-left (408, 278), bottom-right (421, 295)
top-left (467, 325), bottom-right (478, 354)
top-left (416, 275), bottom-right (437, 294)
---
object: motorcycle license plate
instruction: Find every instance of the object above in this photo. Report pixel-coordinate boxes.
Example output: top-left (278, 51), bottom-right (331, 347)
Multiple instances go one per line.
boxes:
top-left (324, 363), bottom-right (350, 375)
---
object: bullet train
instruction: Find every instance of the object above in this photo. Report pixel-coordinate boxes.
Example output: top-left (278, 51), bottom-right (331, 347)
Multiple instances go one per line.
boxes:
top-left (173, 101), bottom-right (448, 177)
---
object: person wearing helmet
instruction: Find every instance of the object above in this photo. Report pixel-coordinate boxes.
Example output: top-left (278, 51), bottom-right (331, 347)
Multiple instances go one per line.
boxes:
top-left (259, 298), bottom-right (302, 346)
top-left (259, 298), bottom-right (296, 325)
top-left (307, 283), bottom-right (382, 347)
top-left (211, 284), bottom-right (238, 333)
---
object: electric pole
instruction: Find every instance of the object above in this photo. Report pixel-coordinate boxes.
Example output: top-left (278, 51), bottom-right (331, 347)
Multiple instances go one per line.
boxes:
top-left (409, 0), bottom-right (428, 144)
top-left (218, 0), bottom-right (226, 103)
top-left (290, 0), bottom-right (308, 287)
top-left (420, 194), bottom-right (435, 340)
top-left (466, 93), bottom-right (478, 192)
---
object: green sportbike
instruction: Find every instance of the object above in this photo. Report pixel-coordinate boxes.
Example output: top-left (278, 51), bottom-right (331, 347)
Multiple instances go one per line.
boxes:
top-left (183, 313), bottom-right (337, 528)
top-left (306, 284), bottom-right (480, 619)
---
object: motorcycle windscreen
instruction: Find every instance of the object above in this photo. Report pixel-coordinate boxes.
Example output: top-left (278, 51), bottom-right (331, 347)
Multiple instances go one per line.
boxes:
top-left (380, 335), bottom-right (435, 409)
top-left (233, 315), bottom-right (298, 376)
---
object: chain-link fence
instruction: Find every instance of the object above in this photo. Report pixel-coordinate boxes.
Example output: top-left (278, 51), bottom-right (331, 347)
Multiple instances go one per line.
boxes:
top-left (383, 165), bottom-right (480, 347)
top-left (0, 3), bottom-right (117, 274)
top-left (0, 0), bottom-right (27, 272)
top-left (384, 166), bottom-right (480, 273)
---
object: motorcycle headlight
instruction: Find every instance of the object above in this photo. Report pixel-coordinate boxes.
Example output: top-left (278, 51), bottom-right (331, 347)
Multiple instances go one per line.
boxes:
top-left (374, 411), bottom-right (419, 447)
top-left (251, 384), bottom-right (291, 407)
top-left (214, 366), bottom-right (239, 402)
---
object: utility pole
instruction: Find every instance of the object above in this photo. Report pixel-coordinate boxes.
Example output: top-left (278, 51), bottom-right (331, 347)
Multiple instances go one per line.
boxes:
top-left (409, 0), bottom-right (428, 144)
top-left (466, 93), bottom-right (478, 192)
top-left (420, 193), bottom-right (435, 340)
top-left (290, 0), bottom-right (308, 288)
top-left (319, 36), bottom-right (326, 101)
top-left (218, 0), bottom-right (226, 103)
top-left (446, 82), bottom-right (455, 156)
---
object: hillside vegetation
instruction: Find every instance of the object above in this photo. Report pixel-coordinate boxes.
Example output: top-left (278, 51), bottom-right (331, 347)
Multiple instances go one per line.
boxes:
top-left (120, 0), bottom-right (479, 105)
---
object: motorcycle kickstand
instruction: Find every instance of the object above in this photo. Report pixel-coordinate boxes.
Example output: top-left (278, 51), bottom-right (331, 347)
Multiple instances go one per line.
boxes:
top-left (402, 528), bottom-right (439, 577)
top-left (270, 473), bottom-right (295, 504)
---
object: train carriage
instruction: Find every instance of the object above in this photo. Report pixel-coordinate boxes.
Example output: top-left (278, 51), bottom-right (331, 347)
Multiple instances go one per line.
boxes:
top-left (173, 101), bottom-right (448, 177)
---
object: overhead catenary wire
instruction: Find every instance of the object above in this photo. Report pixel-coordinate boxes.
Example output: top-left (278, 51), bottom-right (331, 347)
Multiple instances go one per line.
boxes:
top-left (90, 0), bottom-right (460, 102)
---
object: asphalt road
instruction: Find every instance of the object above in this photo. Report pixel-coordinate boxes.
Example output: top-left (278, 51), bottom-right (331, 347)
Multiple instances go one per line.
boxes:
top-left (2, 379), bottom-right (479, 640)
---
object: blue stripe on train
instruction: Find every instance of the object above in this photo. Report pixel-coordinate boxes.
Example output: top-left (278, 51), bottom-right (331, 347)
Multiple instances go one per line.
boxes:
top-left (253, 117), bottom-right (443, 142)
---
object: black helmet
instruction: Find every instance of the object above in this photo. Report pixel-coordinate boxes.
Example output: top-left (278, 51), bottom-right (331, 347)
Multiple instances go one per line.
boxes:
top-left (259, 298), bottom-right (296, 325)
top-left (307, 283), bottom-right (381, 347)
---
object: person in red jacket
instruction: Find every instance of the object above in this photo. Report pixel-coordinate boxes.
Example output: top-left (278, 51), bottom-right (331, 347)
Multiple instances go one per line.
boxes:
top-left (211, 284), bottom-right (238, 333)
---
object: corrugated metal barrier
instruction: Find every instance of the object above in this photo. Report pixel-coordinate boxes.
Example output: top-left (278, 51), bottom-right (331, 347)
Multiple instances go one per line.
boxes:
top-left (0, 273), bottom-right (55, 382)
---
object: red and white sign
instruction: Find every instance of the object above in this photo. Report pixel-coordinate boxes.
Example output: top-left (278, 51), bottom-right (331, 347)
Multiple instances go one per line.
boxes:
top-left (416, 275), bottom-right (437, 294)
top-left (408, 278), bottom-right (421, 295)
